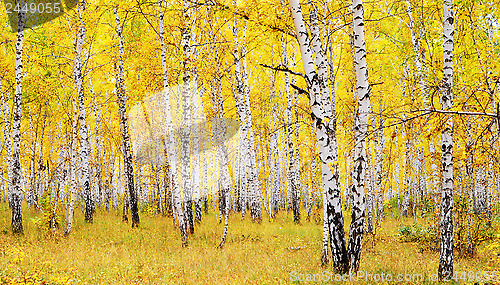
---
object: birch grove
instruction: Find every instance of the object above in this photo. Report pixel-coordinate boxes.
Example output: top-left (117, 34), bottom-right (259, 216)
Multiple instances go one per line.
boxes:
top-left (0, 0), bottom-right (498, 281)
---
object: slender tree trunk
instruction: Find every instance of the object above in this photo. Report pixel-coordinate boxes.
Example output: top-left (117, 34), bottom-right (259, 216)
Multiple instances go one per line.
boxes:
top-left (90, 83), bottom-right (104, 211)
top-left (65, 99), bottom-right (79, 235)
top-left (281, 37), bottom-right (300, 224)
top-left (375, 117), bottom-right (384, 222)
top-left (0, 81), bottom-right (12, 207)
top-left (212, 49), bottom-right (232, 248)
top-left (307, 128), bottom-right (317, 221)
top-left (240, 23), bottom-right (262, 223)
top-left (10, 0), bottom-right (27, 234)
top-left (180, 0), bottom-right (194, 235)
top-left (366, 142), bottom-right (374, 234)
top-left (395, 126), bottom-right (401, 214)
top-left (405, 0), bottom-right (429, 107)
top-left (232, 16), bottom-right (250, 220)
top-left (34, 104), bottom-right (48, 208)
top-left (115, 6), bottom-right (139, 228)
top-left (348, 0), bottom-right (372, 272)
top-left (401, 119), bottom-right (410, 217)
top-left (465, 121), bottom-right (473, 254)
top-left (438, 0), bottom-right (454, 279)
top-left (192, 73), bottom-right (202, 223)
top-left (74, 0), bottom-right (93, 223)
top-left (158, 0), bottom-right (186, 243)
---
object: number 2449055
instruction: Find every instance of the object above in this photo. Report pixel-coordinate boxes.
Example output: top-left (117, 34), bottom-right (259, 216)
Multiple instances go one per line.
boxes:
top-left (5, 2), bottom-right (61, 14)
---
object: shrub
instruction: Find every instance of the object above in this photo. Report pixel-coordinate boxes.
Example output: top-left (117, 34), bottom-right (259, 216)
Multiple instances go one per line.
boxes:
top-left (30, 194), bottom-right (63, 235)
top-left (396, 223), bottom-right (438, 252)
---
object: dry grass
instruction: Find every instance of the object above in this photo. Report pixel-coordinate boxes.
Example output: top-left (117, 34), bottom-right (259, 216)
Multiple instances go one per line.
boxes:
top-left (0, 202), bottom-right (498, 284)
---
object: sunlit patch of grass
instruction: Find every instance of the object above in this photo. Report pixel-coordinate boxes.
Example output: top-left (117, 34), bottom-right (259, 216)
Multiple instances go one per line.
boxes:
top-left (0, 203), bottom-right (498, 284)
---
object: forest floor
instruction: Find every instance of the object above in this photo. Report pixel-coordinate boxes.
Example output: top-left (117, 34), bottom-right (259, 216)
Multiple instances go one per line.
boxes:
top-left (0, 203), bottom-right (499, 284)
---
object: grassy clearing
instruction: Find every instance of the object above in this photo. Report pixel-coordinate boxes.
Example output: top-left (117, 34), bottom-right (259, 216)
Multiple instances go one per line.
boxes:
top-left (0, 203), bottom-right (498, 284)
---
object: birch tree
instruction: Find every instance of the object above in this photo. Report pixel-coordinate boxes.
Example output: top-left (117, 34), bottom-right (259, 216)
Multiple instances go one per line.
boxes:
top-left (438, 0), bottom-right (455, 279)
top-left (192, 76), bottom-right (202, 223)
top-left (348, 0), bottom-right (372, 272)
top-left (235, 19), bottom-right (263, 223)
top-left (181, 0), bottom-right (195, 234)
top-left (281, 36), bottom-right (300, 223)
top-left (65, 99), bottom-right (79, 235)
top-left (232, 15), bottom-right (250, 218)
top-left (10, 0), bottom-right (27, 234)
top-left (213, 47), bottom-right (232, 248)
top-left (288, 0), bottom-right (349, 273)
top-left (375, 116), bottom-right (384, 223)
top-left (115, 6), bottom-right (140, 228)
top-left (0, 80), bottom-right (12, 208)
top-left (159, 0), bottom-right (187, 243)
top-left (74, 0), bottom-right (93, 223)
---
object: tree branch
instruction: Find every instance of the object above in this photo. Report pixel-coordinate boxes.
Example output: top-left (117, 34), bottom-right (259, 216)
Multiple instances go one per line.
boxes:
top-left (259, 63), bottom-right (304, 78)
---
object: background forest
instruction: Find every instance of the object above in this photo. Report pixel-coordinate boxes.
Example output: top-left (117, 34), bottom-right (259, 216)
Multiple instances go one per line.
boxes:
top-left (0, 0), bottom-right (499, 283)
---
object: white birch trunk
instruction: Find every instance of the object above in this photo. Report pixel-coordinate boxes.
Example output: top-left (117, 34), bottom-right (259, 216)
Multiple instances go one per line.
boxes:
top-left (11, 1), bottom-right (27, 234)
top-left (180, 0), bottom-right (194, 234)
top-left (241, 24), bottom-right (263, 222)
top-left (395, 127), bottom-right (400, 212)
top-left (366, 144), bottom-right (374, 233)
top-left (158, 0), bottom-right (187, 242)
top-left (115, 6), bottom-right (140, 227)
top-left (402, 120), bottom-right (410, 217)
top-left (192, 72), bottom-right (202, 223)
top-left (438, 0), bottom-right (454, 279)
top-left (65, 99), bottom-right (78, 234)
top-left (0, 81), bottom-right (12, 208)
top-left (289, 0), bottom-right (348, 272)
top-left (282, 36), bottom-right (300, 223)
top-left (74, 0), bottom-right (93, 223)
top-left (232, 16), bottom-right (249, 219)
top-left (347, 0), bottom-right (372, 272)
top-left (375, 117), bottom-right (384, 222)
top-left (213, 67), bottom-right (232, 248)
top-left (405, 0), bottom-right (429, 106)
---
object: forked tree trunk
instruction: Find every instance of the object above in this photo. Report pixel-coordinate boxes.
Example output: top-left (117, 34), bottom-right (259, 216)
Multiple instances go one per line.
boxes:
top-left (289, 0), bottom-right (348, 273)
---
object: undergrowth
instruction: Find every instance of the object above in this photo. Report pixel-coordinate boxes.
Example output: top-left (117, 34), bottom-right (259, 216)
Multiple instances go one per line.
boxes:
top-left (0, 202), bottom-right (498, 284)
